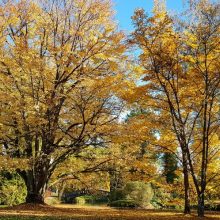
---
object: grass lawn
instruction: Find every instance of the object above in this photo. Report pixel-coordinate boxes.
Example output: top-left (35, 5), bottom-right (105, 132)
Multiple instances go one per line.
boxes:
top-left (0, 204), bottom-right (220, 220)
top-left (0, 205), bottom-right (8, 208)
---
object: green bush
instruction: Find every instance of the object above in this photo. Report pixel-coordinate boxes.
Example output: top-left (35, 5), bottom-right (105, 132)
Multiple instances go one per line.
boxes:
top-left (109, 189), bottom-right (124, 202)
top-left (204, 203), bottom-right (220, 211)
top-left (150, 184), bottom-right (182, 210)
top-left (109, 181), bottom-right (154, 208)
top-left (150, 198), bottom-right (164, 209)
top-left (75, 195), bottom-right (95, 205)
top-left (94, 195), bottom-right (108, 204)
top-left (123, 181), bottom-right (154, 207)
top-left (74, 195), bottom-right (108, 205)
top-left (0, 172), bottom-right (26, 206)
top-left (45, 197), bottom-right (60, 205)
top-left (108, 199), bottom-right (139, 208)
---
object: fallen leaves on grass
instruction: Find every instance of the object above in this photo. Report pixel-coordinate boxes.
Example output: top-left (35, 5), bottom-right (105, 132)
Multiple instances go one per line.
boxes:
top-left (0, 204), bottom-right (220, 220)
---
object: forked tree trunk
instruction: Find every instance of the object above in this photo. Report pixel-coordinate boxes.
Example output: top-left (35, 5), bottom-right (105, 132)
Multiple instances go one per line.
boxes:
top-left (25, 170), bottom-right (48, 204)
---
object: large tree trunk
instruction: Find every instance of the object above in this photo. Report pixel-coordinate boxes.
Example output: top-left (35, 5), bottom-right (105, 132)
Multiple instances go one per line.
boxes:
top-left (26, 188), bottom-right (45, 204)
top-left (19, 157), bottom-right (51, 204)
top-left (25, 170), bottom-right (48, 204)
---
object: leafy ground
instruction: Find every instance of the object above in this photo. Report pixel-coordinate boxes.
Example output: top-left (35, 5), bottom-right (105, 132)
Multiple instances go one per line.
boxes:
top-left (0, 204), bottom-right (220, 220)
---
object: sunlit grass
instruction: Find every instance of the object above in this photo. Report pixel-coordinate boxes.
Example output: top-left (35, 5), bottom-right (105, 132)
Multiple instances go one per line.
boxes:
top-left (0, 204), bottom-right (220, 220)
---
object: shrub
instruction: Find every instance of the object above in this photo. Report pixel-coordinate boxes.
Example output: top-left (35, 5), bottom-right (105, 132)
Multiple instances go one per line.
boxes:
top-left (204, 203), bottom-right (220, 211)
top-left (109, 181), bottom-right (154, 208)
top-left (74, 195), bottom-right (108, 205)
top-left (0, 172), bottom-right (26, 206)
top-left (150, 184), bottom-right (170, 209)
top-left (108, 199), bottom-right (139, 208)
top-left (109, 189), bottom-right (124, 202)
top-left (94, 195), bottom-right (108, 204)
top-left (75, 195), bottom-right (95, 205)
top-left (123, 181), bottom-right (154, 207)
top-left (45, 197), bottom-right (60, 205)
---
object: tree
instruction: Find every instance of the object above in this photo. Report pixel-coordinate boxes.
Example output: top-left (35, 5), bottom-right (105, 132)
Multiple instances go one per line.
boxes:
top-left (0, 0), bottom-right (127, 204)
top-left (131, 0), bottom-right (220, 216)
top-left (162, 152), bottom-right (178, 184)
top-left (181, 0), bottom-right (220, 216)
top-left (50, 115), bottom-right (158, 201)
top-left (130, 5), bottom-right (191, 214)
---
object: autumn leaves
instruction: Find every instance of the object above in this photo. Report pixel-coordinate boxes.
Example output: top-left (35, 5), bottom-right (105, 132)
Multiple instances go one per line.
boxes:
top-left (0, 0), bottom-right (219, 217)
top-left (130, 1), bottom-right (220, 217)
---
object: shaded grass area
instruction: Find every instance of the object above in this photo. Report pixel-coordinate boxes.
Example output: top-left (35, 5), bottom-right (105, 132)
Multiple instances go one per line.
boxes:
top-left (1, 215), bottom-right (220, 220)
top-left (0, 217), bottom-right (63, 220)
top-left (0, 204), bottom-right (220, 220)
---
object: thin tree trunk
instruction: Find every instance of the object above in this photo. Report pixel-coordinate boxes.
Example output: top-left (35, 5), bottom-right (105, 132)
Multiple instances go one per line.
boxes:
top-left (184, 143), bottom-right (206, 218)
top-left (58, 181), bottom-right (66, 201)
top-left (197, 192), bottom-right (205, 217)
top-left (182, 153), bottom-right (190, 214)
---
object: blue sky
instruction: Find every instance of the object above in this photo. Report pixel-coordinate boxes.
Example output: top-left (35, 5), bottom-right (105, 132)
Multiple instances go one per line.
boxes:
top-left (113, 0), bottom-right (184, 31)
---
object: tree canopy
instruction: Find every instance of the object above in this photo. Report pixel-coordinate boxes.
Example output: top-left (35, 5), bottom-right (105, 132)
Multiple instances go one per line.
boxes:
top-left (0, 0), bottom-right (219, 218)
